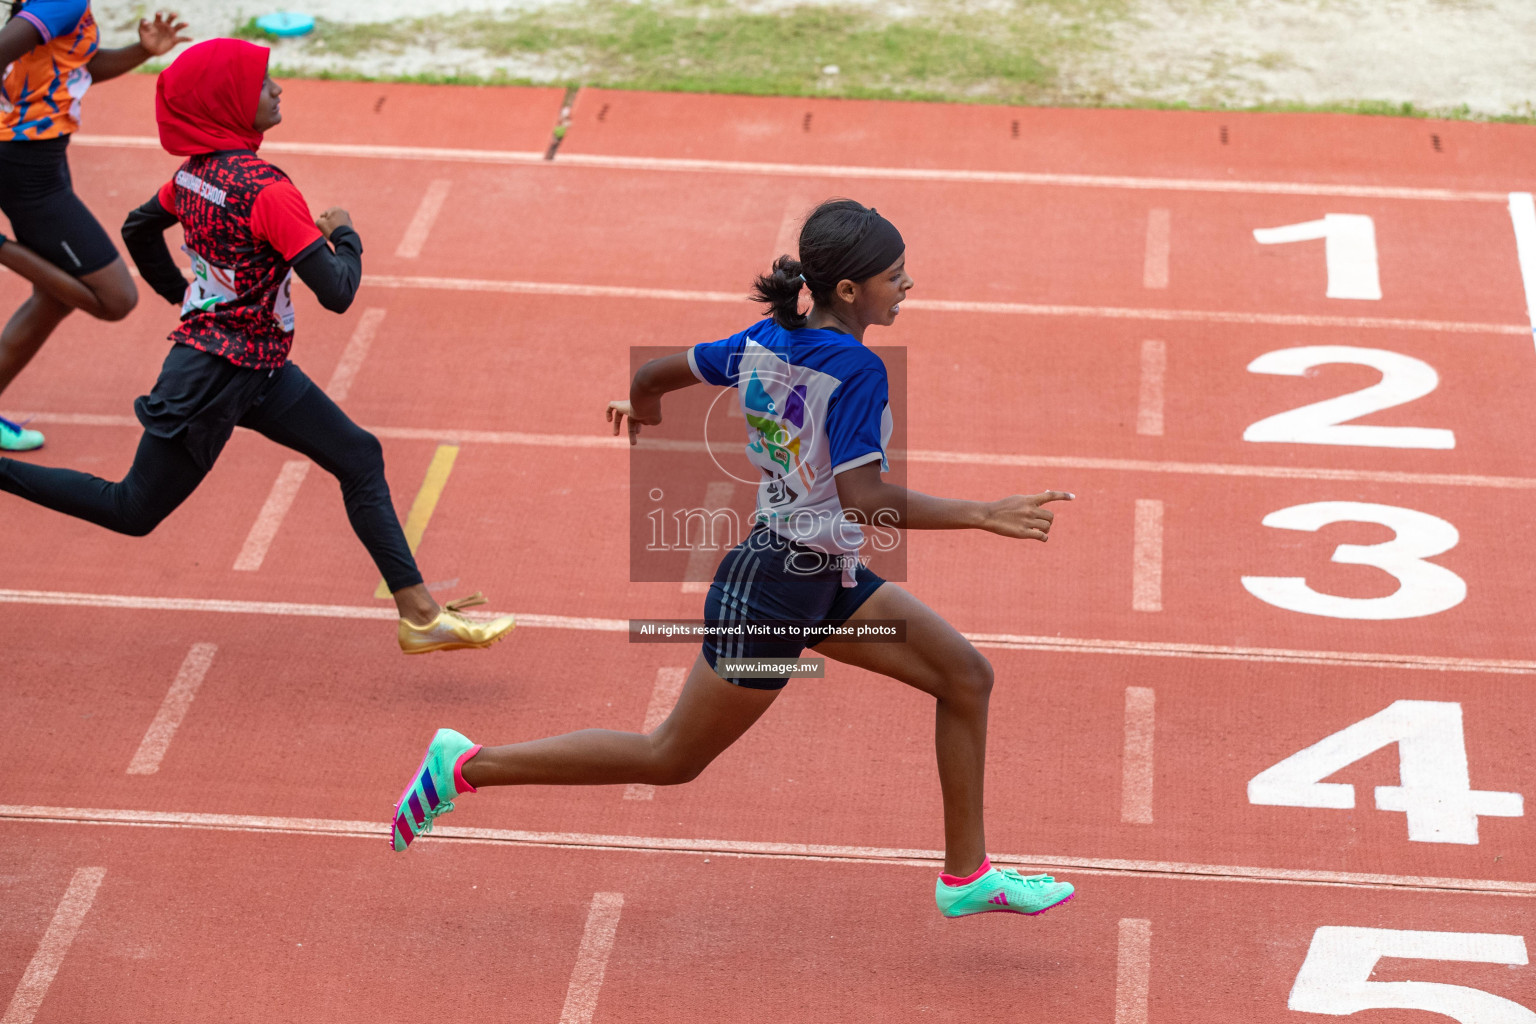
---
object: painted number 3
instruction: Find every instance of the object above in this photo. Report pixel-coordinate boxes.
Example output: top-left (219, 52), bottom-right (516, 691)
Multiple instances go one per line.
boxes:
top-left (1242, 501), bottom-right (1466, 620)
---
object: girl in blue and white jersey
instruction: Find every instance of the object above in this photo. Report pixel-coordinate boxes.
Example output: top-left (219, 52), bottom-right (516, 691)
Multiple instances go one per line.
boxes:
top-left (389, 200), bottom-right (1077, 920)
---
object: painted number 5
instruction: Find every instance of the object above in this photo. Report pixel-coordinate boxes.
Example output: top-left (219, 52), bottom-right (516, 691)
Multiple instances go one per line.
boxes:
top-left (1242, 501), bottom-right (1466, 620)
top-left (1290, 927), bottom-right (1534, 1023)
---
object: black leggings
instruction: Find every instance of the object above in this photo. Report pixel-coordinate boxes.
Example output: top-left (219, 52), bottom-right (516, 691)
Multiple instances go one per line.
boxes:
top-left (0, 372), bottom-right (424, 592)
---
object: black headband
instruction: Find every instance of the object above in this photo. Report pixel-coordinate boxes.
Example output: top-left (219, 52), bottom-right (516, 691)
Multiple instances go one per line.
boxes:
top-left (803, 209), bottom-right (905, 292)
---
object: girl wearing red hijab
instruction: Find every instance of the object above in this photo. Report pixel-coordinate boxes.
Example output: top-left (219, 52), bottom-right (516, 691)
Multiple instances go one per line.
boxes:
top-left (0, 39), bottom-right (516, 655)
top-left (0, 4), bottom-right (190, 450)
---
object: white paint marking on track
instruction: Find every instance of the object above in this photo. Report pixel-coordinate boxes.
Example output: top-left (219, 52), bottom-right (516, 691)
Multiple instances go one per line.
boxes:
top-left (362, 273), bottom-right (1525, 335)
top-left (558, 893), bottom-right (625, 1024)
top-left (3, 588), bottom-right (1536, 675)
top-left (325, 307), bottom-right (386, 401)
top-left (22, 412), bottom-right (1536, 490)
top-left (1142, 209), bottom-right (1169, 289)
top-left (1136, 339), bottom-right (1165, 436)
top-left (1115, 918), bottom-right (1153, 1024)
top-left (624, 667), bottom-right (690, 801)
top-left (1508, 192), bottom-right (1536, 350)
top-left (1122, 688), bottom-right (1156, 825)
top-left (126, 643), bottom-right (217, 775)
top-left (1132, 500), bottom-right (1164, 613)
top-left (0, 867), bottom-right (106, 1024)
top-left (69, 133), bottom-right (1513, 201)
top-left (3, 805), bottom-right (1532, 896)
top-left (232, 461), bottom-right (311, 571)
top-left (394, 180), bottom-right (452, 259)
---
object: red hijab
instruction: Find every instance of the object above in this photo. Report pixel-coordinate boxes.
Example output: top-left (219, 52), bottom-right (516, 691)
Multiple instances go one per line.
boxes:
top-left (156, 39), bottom-right (270, 156)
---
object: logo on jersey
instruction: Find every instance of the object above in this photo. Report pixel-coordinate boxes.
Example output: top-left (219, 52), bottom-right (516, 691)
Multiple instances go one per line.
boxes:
top-left (743, 370), bottom-right (816, 502)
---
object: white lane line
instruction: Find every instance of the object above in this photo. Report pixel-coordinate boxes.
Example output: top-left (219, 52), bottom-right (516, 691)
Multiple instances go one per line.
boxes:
top-left (558, 893), bottom-right (625, 1024)
top-left (325, 307), bottom-right (387, 402)
top-left (126, 643), bottom-right (217, 775)
top-left (680, 481), bottom-right (737, 594)
top-left (3, 805), bottom-right (1531, 896)
top-left (70, 133), bottom-right (1512, 201)
top-left (24, 413), bottom-right (1536, 491)
top-left (4, 587), bottom-right (1536, 675)
top-left (1, 867), bottom-right (106, 1024)
top-left (1121, 688), bottom-right (1155, 825)
top-left (1143, 209), bottom-right (1170, 289)
top-left (232, 461), bottom-right (311, 572)
top-left (394, 180), bottom-right (453, 259)
top-left (1508, 192), bottom-right (1536, 350)
top-left (364, 273), bottom-right (1526, 335)
top-left (1136, 339), bottom-right (1165, 436)
top-left (1115, 918), bottom-right (1153, 1024)
top-left (70, 134), bottom-right (549, 164)
top-left (1131, 499), bottom-right (1164, 613)
top-left (624, 667), bottom-right (690, 801)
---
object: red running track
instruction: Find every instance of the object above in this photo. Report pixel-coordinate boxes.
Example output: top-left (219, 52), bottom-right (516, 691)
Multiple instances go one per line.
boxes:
top-left (2, 75), bottom-right (1534, 1022)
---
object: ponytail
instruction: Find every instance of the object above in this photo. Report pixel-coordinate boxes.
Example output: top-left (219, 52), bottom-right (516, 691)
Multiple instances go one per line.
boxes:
top-left (750, 254), bottom-right (811, 330)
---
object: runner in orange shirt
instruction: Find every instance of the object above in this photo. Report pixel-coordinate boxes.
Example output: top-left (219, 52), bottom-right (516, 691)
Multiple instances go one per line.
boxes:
top-left (0, 3), bottom-right (190, 450)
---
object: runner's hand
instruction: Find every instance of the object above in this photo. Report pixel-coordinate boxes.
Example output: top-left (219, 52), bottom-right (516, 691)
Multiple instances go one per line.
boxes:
top-left (981, 491), bottom-right (1074, 541)
top-left (316, 208), bottom-right (353, 238)
top-left (607, 400), bottom-right (658, 445)
top-left (138, 12), bottom-right (191, 55)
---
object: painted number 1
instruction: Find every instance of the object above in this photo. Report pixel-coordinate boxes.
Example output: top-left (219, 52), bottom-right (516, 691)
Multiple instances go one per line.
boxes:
top-left (1291, 927), bottom-right (1533, 1022)
top-left (1254, 213), bottom-right (1382, 299)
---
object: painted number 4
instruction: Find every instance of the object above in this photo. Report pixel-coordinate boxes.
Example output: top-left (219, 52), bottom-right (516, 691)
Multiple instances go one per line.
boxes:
top-left (1249, 701), bottom-right (1523, 844)
top-left (1291, 928), bottom-right (1533, 1022)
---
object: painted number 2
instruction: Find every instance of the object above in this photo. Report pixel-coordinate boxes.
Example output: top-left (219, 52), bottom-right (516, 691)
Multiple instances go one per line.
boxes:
top-left (1291, 928), bottom-right (1534, 1022)
top-left (1242, 501), bottom-right (1466, 620)
top-left (1248, 700), bottom-right (1523, 844)
top-left (1244, 346), bottom-right (1455, 449)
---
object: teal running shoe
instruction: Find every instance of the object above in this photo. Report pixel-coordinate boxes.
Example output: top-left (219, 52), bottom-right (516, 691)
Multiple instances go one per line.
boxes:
top-left (0, 415), bottom-right (43, 452)
top-left (391, 728), bottom-right (481, 851)
top-left (935, 866), bottom-right (1075, 918)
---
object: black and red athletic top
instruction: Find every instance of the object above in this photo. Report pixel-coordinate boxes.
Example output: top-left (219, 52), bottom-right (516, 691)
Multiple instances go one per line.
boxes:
top-left (123, 155), bottom-right (364, 370)
top-left (154, 152), bottom-right (322, 369)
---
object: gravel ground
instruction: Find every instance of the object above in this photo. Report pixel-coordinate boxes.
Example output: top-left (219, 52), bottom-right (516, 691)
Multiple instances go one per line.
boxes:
top-left (89, 0), bottom-right (1536, 118)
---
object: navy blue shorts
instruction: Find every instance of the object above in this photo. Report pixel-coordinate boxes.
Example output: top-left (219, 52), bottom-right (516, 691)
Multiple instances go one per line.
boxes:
top-left (702, 526), bottom-right (885, 690)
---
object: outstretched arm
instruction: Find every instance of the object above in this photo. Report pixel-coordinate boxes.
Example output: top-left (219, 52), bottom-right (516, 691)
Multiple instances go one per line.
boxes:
top-left (120, 194), bottom-right (187, 305)
top-left (606, 352), bottom-right (701, 444)
top-left (85, 11), bottom-right (190, 83)
top-left (835, 461), bottom-right (1072, 540)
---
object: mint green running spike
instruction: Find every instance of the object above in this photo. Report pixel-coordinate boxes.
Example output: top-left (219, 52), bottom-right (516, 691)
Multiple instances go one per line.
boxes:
top-left (391, 728), bottom-right (482, 852)
top-left (935, 866), bottom-right (1075, 918)
top-left (0, 415), bottom-right (43, 452)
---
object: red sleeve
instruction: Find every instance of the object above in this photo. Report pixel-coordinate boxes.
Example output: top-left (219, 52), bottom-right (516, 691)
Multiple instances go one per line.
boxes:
top-left (250, 181), bottom-right (324, 262)
top-left (157, 179), bottom-right (179, 218)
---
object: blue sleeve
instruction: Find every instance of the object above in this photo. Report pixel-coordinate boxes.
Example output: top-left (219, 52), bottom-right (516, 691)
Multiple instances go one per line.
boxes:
top-left (17, 0), bottom-right (89, 41)
top-left (826, 367), bottom-right (891, 475)
top-left (687, 329), bottom-right (749, 388)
